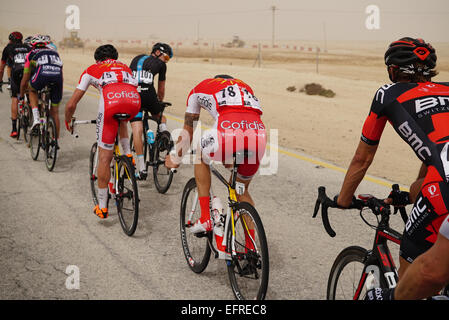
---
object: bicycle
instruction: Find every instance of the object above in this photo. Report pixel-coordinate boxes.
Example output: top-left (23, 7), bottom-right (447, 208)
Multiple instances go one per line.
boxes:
top-left (130, 101), bottom-right (175, 194)
top-left (16, 93), bottom-right (32, 142)
top-left (29, 85), bottom-right (58, 171)
top-left (0, 80), bottom-right (10, 93)
top-left (71, 115), bottom-right (140, 236)
top-left (313, 184), bottom-right (449, 300)
top-left (180, 150), bottom-right (269, 300)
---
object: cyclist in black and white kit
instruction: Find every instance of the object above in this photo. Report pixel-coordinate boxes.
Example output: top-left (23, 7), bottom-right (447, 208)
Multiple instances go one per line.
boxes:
top-left (0, 31), bottom-right (30, 137)
top-left (128, 42), bottom-right (173, 179)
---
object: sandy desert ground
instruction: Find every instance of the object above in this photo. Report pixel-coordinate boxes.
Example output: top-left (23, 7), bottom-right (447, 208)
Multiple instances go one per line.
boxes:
top-left (59, 40), bottom-right (449, 187)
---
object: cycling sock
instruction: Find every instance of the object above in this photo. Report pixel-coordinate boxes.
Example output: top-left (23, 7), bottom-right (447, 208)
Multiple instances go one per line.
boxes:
top-left (32, 107), bottom-right (39, 122)
top-left (159, 123), bottom-right (168, 132)
top-left (119, 138), bottom-right (131, 155)
top-left (199, 196), bottom-right (211, 223)
top-left (98, 187), bottom-right (108, 209)
top-left (136, 154), bottom-right (145, 172)
top-left (11, 119), bottom-right (17, 131)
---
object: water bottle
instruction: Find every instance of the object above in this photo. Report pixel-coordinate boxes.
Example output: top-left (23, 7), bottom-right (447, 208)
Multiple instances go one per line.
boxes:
top-left (146, 129), bottom-right (155, 144)
top-left (212, 196), bottom-right (224, 236)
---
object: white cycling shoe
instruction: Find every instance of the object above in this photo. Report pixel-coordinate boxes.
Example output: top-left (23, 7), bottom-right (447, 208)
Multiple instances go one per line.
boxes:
top-left (189, 218), bottom-right (213, 234)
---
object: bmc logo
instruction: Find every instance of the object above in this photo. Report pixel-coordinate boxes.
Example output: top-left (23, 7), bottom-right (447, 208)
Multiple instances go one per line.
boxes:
top-left (106, 91), bottom-right (139, 100)
top-left (415, 96), bottom-right (449, 113)
top-left (398, 121), bottom-right (431, 161)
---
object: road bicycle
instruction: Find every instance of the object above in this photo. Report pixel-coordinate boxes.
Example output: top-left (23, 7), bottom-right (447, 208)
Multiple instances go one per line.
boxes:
top-left (71, 114), bottom-right (139, 236)
top-left (313, 184), bottom-right (449, 300)
top-left (29, 85), bottom-right (58, 171)
top-left (180, 150), bottom-right (269, 300)
top-left (16, 94), bottom-right (32, 142)
top-left (130, 101), bottom-right (175, 194)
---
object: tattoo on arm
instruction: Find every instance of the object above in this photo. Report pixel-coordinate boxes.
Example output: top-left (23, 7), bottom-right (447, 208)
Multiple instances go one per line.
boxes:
top-left (184, 113), bottom-right (199, 128)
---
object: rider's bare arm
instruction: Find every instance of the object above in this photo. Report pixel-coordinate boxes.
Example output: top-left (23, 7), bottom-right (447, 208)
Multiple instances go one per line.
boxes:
top-left (64, 88), bottom-right (86, 127)
top-left (157, 80), bottom-right (165, 102)
top-left (337, 141), bottom-right (378, 208)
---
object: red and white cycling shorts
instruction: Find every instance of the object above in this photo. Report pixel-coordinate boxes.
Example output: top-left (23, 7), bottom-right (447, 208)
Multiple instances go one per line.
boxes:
top-left (96, 83), bottom-right (140, 150)
top-left (200, 111), bottom-right (266, 180)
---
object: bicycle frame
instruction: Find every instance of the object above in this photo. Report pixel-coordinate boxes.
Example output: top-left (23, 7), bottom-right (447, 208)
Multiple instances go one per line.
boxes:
top-left (353, 213), bottom-right (402, 300)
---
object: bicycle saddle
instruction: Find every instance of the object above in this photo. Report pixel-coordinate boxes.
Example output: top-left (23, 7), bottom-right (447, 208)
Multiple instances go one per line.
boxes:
top-left (113, 113), bottom-right (131, 121)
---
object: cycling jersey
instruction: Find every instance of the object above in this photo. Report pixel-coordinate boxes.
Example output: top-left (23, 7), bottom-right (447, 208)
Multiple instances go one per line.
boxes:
top-left (3, 43), bottom-right (30, 97)
top-left (361, 81), bottom-right (449, 261)
top-left (188, 78), bottom-right (265, 180)
top-left (25, 47), bottom-right (63, 104)
top-left (77, 59), bottom-right (140, 150)
top-left (129, 54), bottom-right (166, 116)
top-left (1, 42), bottom-right (16, 67)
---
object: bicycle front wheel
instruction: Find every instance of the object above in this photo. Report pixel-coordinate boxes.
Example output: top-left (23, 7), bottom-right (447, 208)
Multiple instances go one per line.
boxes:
top-left (29, 126), bottom-right (40, 160)
top-left (327, 246), bottom-right (369, 300)
top-left (180, 177), bottom-right (211, 273)
top-left (227, 202), bottom-right (269, 300)
top-left (45, 117), bottom-right (57, 171)
top-left (153, 131), bottom-right (174, 194)
top-left (89, 142), bottom-right (99, 206)
top-left (116, 156), bottom-right (139, 236)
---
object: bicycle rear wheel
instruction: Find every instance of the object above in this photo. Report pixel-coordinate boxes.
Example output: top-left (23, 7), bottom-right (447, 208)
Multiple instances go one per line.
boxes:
top-left (116, 156), bottom-right (139, 236)
top-left (327, 246), bottom-right (370, 300)
top-left (30, 126), bottom-right (40, 160)
top-left (44, 117), bottom-right (57, 171)
top-left (153, 131), bottom-right (174, 194)
top-left (180, 177), bottom-right (211, 273)
top-left (227, 202), bottom-right (269, 300)
top-left (89, 142), bottom-right (99, 206)
top-left (22, 104), bottom-right (32, 143)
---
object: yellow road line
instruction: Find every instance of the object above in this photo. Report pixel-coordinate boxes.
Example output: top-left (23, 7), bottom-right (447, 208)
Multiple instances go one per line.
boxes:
top-left (64, 84), bottom-right (405, 190)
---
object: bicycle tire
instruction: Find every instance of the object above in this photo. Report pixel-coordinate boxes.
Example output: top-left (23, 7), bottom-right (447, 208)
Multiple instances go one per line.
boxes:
top-left (45, 117), bottom-right (57, 171)
top-left (153, 131), bottom-right (174, 194)
top-left (327, 246), bottom-right (371, 300)
top-left (180, 177), bottom-right (212, 273)
top-left (22, 104), bottom-right (31, 143)
top-left (29, 126), bottom-right (40, 160)
top-left (89, 142), bottom-right (99, 206)
top-left (116, 156), bottom-right (139, 236)
top-left (226, 202), bottom-right (269, 300)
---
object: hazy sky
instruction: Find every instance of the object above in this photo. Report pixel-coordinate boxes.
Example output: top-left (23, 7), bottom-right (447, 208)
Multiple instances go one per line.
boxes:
top-left (1, 0), bottom-right (449, 42)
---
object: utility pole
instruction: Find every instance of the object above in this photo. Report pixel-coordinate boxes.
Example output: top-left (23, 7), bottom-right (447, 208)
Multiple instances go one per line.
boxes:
top-left (271, 5), bottom-right (276, 47)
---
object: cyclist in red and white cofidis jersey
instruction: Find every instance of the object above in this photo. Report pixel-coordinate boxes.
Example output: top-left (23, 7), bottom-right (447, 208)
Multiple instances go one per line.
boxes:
top-left (165, 75), bottom-right (266, 255)
top-left (65, 45), bottom-right (140, 219)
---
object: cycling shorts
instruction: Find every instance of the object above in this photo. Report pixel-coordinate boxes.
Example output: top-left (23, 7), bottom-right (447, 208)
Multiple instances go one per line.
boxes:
top-left (200, 111), bottom-right (266, 180)
top-left (130, 85), bottom-right (162, 122)
top-left (29, 68), bottom-right (63, 104)
top-left (10, 69), bottom-right (23, 98)
top-left (400, 173), bottom-right (449, 263)
top-left (96, 83), bottom-right (140, 150)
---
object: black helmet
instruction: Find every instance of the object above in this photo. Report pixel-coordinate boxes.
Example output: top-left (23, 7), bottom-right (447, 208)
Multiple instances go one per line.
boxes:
top-left (151, 42), bottom-right (173, 58)
top-left (385, 37), bottom-right (436, 70)
top-left (9, 31), bottom-right (23, 42)
top-left (94, 44), bottom-right (118, 62)
top-left (214, 74), bottom-right (234, 79)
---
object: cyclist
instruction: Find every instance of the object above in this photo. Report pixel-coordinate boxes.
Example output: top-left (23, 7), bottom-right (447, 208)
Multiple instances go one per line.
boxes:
top-left (0, 31), bottom-right (30, 137)
top-left (64, 44), bottom-right (140, 219)
top-left (335, 38), bottom-right (449, 296)
top-left (19, 35), bottom-right (63, 139)
top-left (165, 75), bottom-right (266, 254)
top-left (0, 32), bottom-right (21, 91)
top-left (128, 42), bottom-right (173, 179)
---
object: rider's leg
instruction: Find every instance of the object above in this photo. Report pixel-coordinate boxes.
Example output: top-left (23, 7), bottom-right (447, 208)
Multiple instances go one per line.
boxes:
top-left (190, 154), bottom-right (213, 232)
top-left (28, 88), bottom-right (40, 127)
top-left (97, 146), bottom-right (114, 210)
top-left (118, 121), bottom-right (132, 155)
top-left (10, 97), bottom-right (18, 134)
top-left (130, 119), bottom-right (146, 173)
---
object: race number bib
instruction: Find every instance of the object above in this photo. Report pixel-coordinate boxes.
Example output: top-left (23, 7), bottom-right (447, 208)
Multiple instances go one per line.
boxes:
top-left (242, 88), bottom-right (261, 111)
top-left (215, 84), bottom-right (242, 106)
top-left (14, 53), bottom-right (26, 64)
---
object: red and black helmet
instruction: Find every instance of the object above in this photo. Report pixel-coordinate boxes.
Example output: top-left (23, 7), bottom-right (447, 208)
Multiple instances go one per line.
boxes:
top-left (9, 31), bottom-right (23, 42)
top-left (384, 37), bottom-right (436, 69)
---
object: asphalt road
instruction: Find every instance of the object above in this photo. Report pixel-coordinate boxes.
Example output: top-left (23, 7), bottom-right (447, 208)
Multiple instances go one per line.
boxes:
top-left (0, 87), bottom-right (406, 300)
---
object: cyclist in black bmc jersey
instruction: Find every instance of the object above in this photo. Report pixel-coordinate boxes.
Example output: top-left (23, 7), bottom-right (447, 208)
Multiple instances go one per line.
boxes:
top-left (0, 32), bottom-right (21, 92)
top-left (333, 37), bottom-right (449, 300)
top-left (19, 34), bottom-right (63, 139)
top-left (128, 42), bottom-right (173, 178)
top-left (0, 31), bottom-right (30, 137)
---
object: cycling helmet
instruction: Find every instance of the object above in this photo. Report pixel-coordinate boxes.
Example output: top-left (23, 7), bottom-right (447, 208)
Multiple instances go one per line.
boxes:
top-left (152, 42), bottom-right (173, 59)
top-left (30, 34), bottom-right (50, 47)
top-left (94, 44), bottom-right (118, 62)
top-left (385, 37), bottom-right (436, 74)
top-left (24, 36), bottom-right (33, 45)
top-left (214, 74), bottom-right (234, 79)
top-left (9, 31), bottom-right (23, 42)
